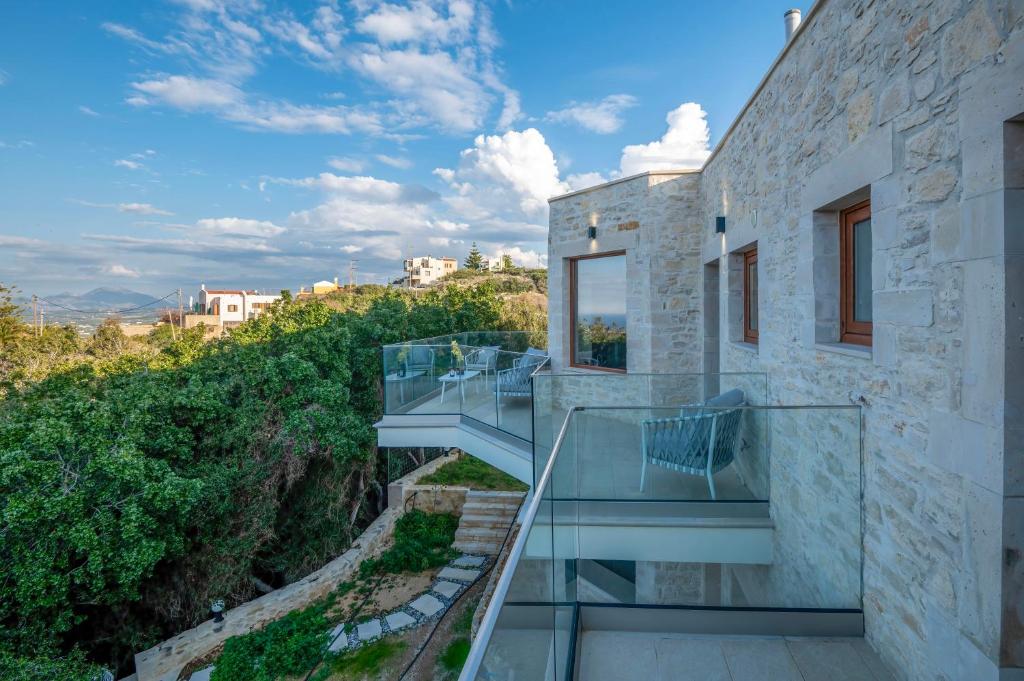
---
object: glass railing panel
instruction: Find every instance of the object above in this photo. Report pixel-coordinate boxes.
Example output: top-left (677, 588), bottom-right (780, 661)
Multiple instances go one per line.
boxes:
top-left (531, 373), bottom-right (769, 485)
top-left (472, 415), bottom-right (568, 681)
top-left (384, 334), bottom-right (550, 442)
top-left (382, 343), bottom-right (462, 415)
top-left (564, 405), bottom-right (861, 612)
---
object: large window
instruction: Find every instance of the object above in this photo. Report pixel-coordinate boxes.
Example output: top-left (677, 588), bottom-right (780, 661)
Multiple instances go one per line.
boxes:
top-left (743, 247), bottom-right (758, 344)
top-left (570, 252), bottom-right (627, 371)
top-left (840, 200), bottom-right (872, 345)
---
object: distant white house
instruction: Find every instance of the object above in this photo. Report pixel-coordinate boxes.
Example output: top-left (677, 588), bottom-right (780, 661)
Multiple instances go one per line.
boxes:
top-left (403, 256), bottom-right (457, 287)
top-left (195, 285), bottom-right (280, 328)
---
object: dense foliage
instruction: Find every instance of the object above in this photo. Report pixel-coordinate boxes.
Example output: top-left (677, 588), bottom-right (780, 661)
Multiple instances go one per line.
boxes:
top-left (358, 509), bottom-right (459, 578)
top-left (213, 605), bottom-right (330, 681)
top-left (0, 280), bottom-right (545, 677)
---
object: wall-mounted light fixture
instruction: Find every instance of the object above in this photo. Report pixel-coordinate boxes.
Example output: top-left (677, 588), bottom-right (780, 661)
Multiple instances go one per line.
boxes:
top-left (715, 216), bottom-right (727, 234)
top-left (587, 226), bottom-right (597, 239)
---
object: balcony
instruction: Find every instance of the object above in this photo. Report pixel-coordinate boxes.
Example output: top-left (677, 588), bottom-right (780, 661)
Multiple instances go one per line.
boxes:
top-left (375, 332), bottom-right (548, 483)
top-left (460, 402), bottom-right (880, 681)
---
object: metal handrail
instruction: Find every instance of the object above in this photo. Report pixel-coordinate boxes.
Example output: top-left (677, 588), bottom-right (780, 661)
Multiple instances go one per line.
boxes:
top-left (457, 404), bottom-right (578, 681)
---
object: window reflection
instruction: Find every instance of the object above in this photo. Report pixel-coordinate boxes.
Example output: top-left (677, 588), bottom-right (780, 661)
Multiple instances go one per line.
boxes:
top-left (572, 254), bottom-right (627, 371)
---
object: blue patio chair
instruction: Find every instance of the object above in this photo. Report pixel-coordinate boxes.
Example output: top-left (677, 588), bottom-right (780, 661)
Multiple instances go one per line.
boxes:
top-left (640, 389), bottom-right (745, 500)
top-left (495, 354), bottom-right (547, 426)
top-left (404, 345), bottom-right (436, 379)
top-left (464, 346), bottom-right (499, 379)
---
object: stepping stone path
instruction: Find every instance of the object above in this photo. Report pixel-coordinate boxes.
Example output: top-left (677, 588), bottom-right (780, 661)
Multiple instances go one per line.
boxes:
top-left (410, 594), bottom-right (445, 617)
top-left (319, 553), bottom-right (488, 657)
top-left (187, 554), bottom-right (493, 680)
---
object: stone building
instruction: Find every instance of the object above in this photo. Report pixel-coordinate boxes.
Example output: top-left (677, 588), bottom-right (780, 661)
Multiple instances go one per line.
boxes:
top-left (546, 1), bottom-right (1022, 678)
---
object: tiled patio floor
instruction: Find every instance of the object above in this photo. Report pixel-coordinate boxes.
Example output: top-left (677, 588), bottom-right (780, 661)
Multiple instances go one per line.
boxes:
top-left (579, 631), bottom-right (895, 681)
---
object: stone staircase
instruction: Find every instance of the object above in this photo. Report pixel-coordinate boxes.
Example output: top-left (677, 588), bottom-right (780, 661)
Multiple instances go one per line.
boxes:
top-left (454, 490), bottom-right (525, 555)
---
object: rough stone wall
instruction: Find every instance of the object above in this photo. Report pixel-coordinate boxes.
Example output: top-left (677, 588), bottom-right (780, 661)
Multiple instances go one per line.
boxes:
top-left (547, 172), bottom-right (704, 375)
top-left (133, 509), bottom-right (399, 681)
top-left (696, 1), bottom-right (1024, 678)
top-left (544, 0), bottom-right (1022, 677)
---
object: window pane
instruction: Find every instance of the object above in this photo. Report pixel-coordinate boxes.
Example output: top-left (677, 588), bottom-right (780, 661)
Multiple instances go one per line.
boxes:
top-left (574, 255), bottom-right (627, 370)
top-left (747, 260), bottom-right (758, 331)
top-left (853, 217), bottom-right (872, 322)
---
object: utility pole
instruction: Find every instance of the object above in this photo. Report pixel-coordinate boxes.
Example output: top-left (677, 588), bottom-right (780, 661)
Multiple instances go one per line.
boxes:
top-left (31, 295), bottom-right (38, 336)
top-left (348, 259), bottom-right (359, 289)
top-left (177, 288), bottom-right (184, 334)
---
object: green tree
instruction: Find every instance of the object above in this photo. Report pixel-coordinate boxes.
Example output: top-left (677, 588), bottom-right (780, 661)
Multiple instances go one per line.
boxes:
top-left (501, 253), bottom-right (515, 271)
top-left (0, 282), bottom-right (27, 349)
top-left (0, 281), bottom-right (548, 675)
top-left (464, 243), bottom-right (484, 271)
top-left (86, 318), bottom-right (128, 358)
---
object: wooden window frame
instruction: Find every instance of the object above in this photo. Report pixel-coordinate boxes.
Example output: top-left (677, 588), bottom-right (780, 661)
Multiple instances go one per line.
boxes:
top-left (839, 200), bottom-right (872, 346)
top-left (743, 247), bottom-right (759, 344)
top-left (568, 250), bottom-right (627, 373)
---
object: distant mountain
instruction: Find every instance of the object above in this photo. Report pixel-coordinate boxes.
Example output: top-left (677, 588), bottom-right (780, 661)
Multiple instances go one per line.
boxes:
top-left (44, 287), bottom-right (161, 312)
top-left (20, 287), bottom-right (168, 333)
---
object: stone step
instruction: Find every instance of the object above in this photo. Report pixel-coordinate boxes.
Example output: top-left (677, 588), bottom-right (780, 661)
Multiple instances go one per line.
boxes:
top-left (461, 501), bottom-right (521, 514)
top-left (453, 540), bottom-right (504, 555)
top-left (465, 491), bottom-right (524, 504)
top-left (455, 526), bottom-right (508, 541)
top-left (458, 513), bottom-right (517, 528)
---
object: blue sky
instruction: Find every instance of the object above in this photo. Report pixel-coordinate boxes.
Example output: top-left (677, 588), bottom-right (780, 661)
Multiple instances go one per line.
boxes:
top-left (0, 0), bottom-right (809, 296)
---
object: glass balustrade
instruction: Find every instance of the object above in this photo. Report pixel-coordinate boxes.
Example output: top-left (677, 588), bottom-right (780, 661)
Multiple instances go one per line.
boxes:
top-left (464, 403), bottom-right (863, 681)
top-left (382, 332), bottom-right (549, 441)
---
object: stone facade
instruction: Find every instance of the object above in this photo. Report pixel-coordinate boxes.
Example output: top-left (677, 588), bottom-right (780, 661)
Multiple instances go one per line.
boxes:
top-left (546, 1), bottom-right (1023, 678)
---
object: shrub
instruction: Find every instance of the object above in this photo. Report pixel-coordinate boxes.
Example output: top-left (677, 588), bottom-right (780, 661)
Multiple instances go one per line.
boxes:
top-left (359, 510), bottom-right (458, 578)
top-left (212, 607), bottom-right (329, 681)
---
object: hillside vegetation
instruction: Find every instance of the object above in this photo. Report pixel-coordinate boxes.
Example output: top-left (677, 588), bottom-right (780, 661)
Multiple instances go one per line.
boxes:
top-left (0, 280), bottom-right (545, 678)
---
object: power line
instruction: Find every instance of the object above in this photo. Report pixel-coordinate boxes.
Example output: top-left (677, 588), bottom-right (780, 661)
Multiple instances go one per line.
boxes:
top-left (35, 291), bottom-right (178, 315)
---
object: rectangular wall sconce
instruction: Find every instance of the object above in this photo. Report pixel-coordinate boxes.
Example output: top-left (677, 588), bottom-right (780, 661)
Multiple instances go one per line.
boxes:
top-left (587, 226), bottom-right (597, 239)
top-left (715, 216), bottom-right (726, 233)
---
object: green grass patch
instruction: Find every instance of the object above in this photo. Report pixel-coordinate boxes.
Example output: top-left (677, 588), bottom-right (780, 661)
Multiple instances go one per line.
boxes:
top-left (418, 455), bottom-right (528, 492)
top-left (212, 606), bottom-right (329, 681)
top-left (358, 510), bottom-right (459, 579)
top-left (329, 638), bottom-right (406, 678)
top-left (453, 596), bottom-right (479, 636)
top-left (438, 638), bottom-right (471, 674)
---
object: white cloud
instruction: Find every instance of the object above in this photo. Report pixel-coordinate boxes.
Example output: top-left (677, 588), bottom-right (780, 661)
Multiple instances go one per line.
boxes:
top-left (545, 94), bottom-right (637, 134)
top-left (262, 4), bottom-right (345, 65)
top-left (78, 105), bottom-right (100, 117)
top-left (0, 69), bottom-right (8, 86)
top-left (375, 153), bottom-right (412, 169)
top-left (114, 159), bottom-right (144, 170)
top-left (327, 156), bottom-right (365, 172)
top-left (352, 49), bottom-right (488, 133)
top-left (129, 75), bottom-right (384, 135)
top-left (131, 75), bottom-right (242, 110)
top-left (195, 217), bottom-right (287, 237)
top-left (619, 102), bottom-right (711, 175)
top-left (485, 245), bottom-right (546, 268)
top-left (102, 264), bottom-right (141, 278)
top-left (106, 1), bottom-right (519, 138)
top-left (565, 172), bottom-right (608, 191)
top-left (102, 22), bottom-right (181, 54)
top-left (0, 140), bottom-right (34, 149)
top-left (429, 218), bottom-right (469, 232)
top-left (355, 1), bottom-right (474, 45)
top-left (119, 202), bottom-right (173, 216)
top-left (278, 172), bottom-right (438, 205)
top-left (435, 128), bottom-right (567, 217)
